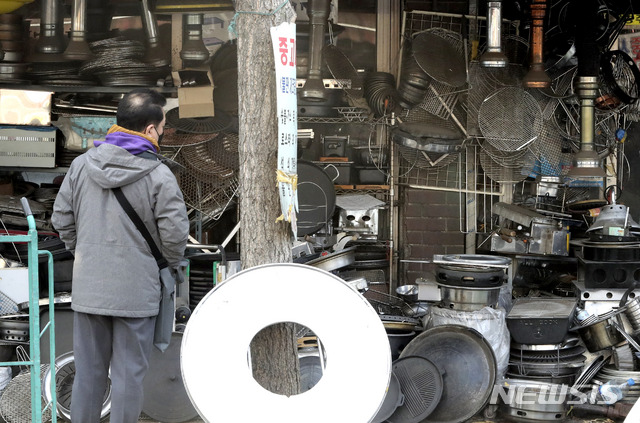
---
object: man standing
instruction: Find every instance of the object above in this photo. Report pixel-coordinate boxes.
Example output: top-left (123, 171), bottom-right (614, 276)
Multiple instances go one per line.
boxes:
top-left (52, 88), bottom-right (189, 423)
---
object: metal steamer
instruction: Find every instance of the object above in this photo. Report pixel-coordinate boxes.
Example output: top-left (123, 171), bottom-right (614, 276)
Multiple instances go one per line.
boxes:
top-left (434, 254), bottom-right (510, 311)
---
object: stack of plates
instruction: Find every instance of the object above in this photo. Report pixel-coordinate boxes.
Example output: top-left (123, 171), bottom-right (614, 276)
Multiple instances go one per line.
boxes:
top-left (28, 61), bottom-right (96, 87)
top-left (79, 37), bottom-right (166, 87)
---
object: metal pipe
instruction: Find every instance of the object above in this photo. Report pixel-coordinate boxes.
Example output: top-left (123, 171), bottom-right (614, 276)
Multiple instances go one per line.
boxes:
top-left (300, 0), bottom-right (331, 101)
top-left (180, 13), bottom-right (210, 66)
top-left (523, 0), bottom-right (551, 88)
top-left (141, 0), bottom-right (170, 66)
top-left (141, 0), bottom-right (159, 45)
top-left (479, 2), bottom-right (507, 68)
top-left (64, 0), bottom-right (93, 61)
top-left (36, 0), bottom-right (66, 54)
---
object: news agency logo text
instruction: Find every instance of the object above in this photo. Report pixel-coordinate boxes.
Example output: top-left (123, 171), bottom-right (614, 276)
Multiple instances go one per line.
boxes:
top-left (489, 383), bottom-right (605, 406)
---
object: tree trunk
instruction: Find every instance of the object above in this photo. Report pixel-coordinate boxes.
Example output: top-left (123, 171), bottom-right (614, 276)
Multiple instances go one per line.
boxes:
top-left (236, 0), bottom-right (300, 396)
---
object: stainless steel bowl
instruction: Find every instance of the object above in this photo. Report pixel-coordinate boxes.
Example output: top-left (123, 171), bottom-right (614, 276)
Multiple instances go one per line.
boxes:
top-left (396, 284), bottom-right (419, 302)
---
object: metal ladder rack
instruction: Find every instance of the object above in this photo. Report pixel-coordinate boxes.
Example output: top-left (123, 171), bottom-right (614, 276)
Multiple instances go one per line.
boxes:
top-left (0, 198), bottom-right (57, 423)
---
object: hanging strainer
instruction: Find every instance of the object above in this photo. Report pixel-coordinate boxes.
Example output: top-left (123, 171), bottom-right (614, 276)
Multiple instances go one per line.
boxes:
top-left (478, 86), bottom-right (543, 152)
top-left (465, 61), bottom-right (526, 136)
top-left (412, 28), bottom-right (467, 122)
top-left (479, 140), bottom-right (536, 183)
top-left (412, 28), bottom-right (466, 88)
top-left (0, 347), bottom-right (51, 423)
top-left (322, 44), bottom-right (363, 102)
top-left (528, 119), bottom-right (573, 177)
top-left (161, 132), bottom-right (240, 219)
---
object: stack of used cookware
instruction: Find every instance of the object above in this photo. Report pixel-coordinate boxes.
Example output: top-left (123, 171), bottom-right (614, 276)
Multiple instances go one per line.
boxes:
top-left (433, 254), bottom-right (510, 311)
top-left (568, 202), bottom-right (640, 408)
top-left (504, 297), bottom-right (583, 422)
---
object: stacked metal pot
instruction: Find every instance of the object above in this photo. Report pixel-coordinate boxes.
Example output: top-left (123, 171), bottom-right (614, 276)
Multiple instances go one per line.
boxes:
top-left (434, 254), bottom-right (510, 311)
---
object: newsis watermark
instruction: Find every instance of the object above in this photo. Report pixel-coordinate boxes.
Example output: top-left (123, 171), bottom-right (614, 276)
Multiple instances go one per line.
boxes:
top-left (489, 382), bottom-right (611, 406)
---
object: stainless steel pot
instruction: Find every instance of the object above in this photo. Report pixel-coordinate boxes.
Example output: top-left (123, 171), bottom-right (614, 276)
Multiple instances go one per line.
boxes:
top-left (577, 317), bottom-right (626, 352)
top-left (438, 282), bottom-right (501, 311)
top-left (499, 379), bottom-right (568, 422)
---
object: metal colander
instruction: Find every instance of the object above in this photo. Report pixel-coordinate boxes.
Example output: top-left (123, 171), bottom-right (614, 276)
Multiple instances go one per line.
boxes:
top-left (161, 132), bottom-right (239, 219)
top-left (478, 86), bottom-right (543, 152)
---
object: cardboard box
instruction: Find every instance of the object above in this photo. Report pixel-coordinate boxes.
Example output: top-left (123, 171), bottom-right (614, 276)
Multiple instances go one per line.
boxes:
top-left (0, 89), bottom-right (52, 126)
top-left (172, 69), bottom-right (215, 118)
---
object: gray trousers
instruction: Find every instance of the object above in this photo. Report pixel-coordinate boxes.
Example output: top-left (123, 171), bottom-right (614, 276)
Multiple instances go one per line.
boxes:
top-left (70, 312), bottom-right (155, 423)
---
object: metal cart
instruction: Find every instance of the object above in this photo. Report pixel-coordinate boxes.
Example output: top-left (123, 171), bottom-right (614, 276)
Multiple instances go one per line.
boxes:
top-left (0, 198), bottom-right (57, 423)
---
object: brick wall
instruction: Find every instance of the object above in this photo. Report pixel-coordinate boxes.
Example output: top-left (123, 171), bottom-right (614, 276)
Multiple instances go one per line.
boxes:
top-left (399, 188), bottom-right (465, 285)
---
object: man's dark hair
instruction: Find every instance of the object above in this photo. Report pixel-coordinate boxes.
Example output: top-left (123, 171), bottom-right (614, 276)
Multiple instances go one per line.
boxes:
top-left (116, 88), bottom-right (167, 133)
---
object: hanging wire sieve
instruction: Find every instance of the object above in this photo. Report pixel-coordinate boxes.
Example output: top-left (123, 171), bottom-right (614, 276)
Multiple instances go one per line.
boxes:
top-left (478, 140), bottom-right (535, 183)
top-left (160, 132), bottom-right (239, 220)
top-left (322, 44), bottom-right (364, 105)
top-left (478, 86), bottom-right (544, 152)
top-left (413, 28), bottom-right (467, 123)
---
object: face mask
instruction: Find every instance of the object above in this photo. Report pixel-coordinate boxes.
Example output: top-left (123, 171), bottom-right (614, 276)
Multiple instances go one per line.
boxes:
top-left (154, 126), bottom-right (164, 144)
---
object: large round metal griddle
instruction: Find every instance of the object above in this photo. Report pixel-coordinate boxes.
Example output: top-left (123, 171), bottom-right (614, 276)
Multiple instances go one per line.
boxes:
top-left (142, 332), bottom-right (199, 423)
top-left (399, 325), bottom-right (497, 423)
top-left (296, 161), bottom-right (336, 237)
top-left (388, 356), bottom-right (443, 423)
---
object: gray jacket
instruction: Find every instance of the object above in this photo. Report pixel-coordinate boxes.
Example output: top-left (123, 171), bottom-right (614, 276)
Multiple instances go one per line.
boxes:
top-left (52, 143), bottom-right (189, 317)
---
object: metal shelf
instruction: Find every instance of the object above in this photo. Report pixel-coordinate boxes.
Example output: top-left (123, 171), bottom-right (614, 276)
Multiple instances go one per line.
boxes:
top-left (0, 84), bottom-right (176, 94)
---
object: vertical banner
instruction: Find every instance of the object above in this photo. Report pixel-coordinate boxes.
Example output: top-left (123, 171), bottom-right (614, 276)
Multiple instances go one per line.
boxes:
top-left (271, 22), bottom-right (298, 235)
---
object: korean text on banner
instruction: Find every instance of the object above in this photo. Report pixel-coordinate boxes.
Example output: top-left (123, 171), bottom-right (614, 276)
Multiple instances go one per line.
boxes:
top-left (271, 22), bottom-right (298, 234)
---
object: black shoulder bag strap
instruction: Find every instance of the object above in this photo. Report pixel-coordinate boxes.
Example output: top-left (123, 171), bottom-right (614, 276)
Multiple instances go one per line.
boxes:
top-left (112, 186), bottom-right (169, 270)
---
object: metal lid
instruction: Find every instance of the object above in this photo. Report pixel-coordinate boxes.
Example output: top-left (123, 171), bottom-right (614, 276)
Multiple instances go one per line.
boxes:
top-left (399, 325), bottom-right (497, 423)
top-left (508, 298), bottom-right (578, 319)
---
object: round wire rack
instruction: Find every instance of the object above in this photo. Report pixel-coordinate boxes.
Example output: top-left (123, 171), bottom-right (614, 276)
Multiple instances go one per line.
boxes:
top-left (478, 86), bottom-right (544, 152)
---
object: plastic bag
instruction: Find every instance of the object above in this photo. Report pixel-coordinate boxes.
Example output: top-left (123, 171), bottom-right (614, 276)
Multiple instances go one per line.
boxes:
top-left (429, 306), bottom-right (510, 380)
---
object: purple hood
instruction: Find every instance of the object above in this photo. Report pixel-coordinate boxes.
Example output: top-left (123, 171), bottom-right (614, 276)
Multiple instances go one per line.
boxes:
top-left (94, 127), bottom-right (157, 155)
